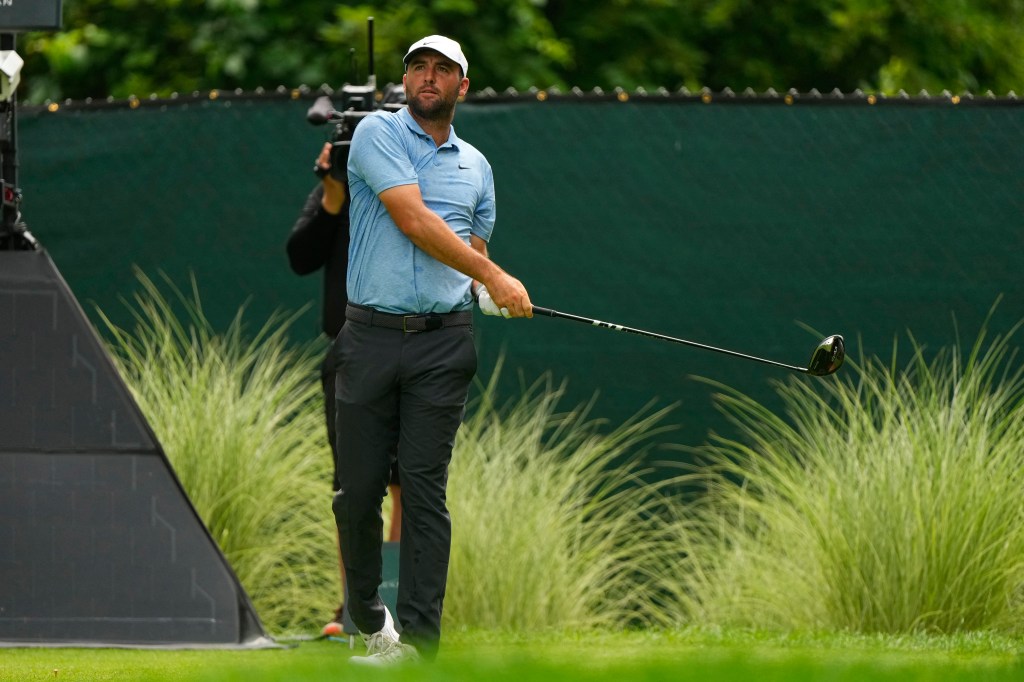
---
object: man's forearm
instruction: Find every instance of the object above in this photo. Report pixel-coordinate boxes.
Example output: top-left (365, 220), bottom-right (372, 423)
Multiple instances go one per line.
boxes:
top-left (320, 181), bottom-right (346, 214)
top-left (380, 184), bottom-right (502, 285)
top-left (401, 211), bottom-right (502, 285)
top-left (378, 182), bottom-right (530, 316)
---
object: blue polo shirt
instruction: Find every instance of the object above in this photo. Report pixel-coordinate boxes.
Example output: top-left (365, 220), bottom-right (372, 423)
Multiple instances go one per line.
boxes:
top-left (346, 106), bottom-right (496, 314)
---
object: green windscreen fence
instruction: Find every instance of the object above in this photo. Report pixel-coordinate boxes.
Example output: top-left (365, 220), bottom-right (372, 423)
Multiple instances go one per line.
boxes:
top-left (15, 94), bottom-right (1024, 461)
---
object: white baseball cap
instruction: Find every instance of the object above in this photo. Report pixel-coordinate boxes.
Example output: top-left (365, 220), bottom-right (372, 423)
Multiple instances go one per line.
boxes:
top-left (403, 35), bottom-right (469, 77)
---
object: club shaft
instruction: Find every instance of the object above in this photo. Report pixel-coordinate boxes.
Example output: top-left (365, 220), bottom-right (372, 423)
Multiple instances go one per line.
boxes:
top-left (532, 306), bottom-right (808, 374)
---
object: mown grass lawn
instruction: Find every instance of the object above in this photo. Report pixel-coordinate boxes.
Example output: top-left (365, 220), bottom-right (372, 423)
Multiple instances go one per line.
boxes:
top-left (3, 629), bottom-right (1023, 682)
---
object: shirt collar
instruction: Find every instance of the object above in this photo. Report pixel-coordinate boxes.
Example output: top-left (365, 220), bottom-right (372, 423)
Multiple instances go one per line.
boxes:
top-left (399, 106), bottom-right (460, 150)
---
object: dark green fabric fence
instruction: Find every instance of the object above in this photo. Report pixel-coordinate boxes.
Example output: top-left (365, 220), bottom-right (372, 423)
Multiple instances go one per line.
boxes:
top-left (15, 94), bottom-right (1024, 458)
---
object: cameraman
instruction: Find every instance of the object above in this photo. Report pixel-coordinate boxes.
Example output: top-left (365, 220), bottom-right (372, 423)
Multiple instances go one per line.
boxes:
top-left (286, 140), bottom-right (402, 636)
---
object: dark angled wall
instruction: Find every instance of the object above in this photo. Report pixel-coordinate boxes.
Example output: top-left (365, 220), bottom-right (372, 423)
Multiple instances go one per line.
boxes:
top-left (0, 250), bottom-right (266, 646)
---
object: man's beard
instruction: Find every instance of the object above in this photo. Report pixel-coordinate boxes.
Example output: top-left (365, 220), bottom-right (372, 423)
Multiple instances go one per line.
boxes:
top-left (407, 88), bottom-right (458, 122)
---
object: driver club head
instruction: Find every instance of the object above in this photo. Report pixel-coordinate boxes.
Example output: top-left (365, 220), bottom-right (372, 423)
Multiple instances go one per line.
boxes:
top-left (806, 335), bottom-right (846, 376)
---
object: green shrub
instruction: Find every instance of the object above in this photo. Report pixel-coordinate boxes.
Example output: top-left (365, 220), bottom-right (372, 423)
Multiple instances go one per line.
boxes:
top-left (676, 319), bottom-right (1024, 634)
top-left (99, 273), bottom-right (690, 635)
top-left (445, 364), bottom-right (688, 631)
top-left (101, 274), bottom-right (1024, 638)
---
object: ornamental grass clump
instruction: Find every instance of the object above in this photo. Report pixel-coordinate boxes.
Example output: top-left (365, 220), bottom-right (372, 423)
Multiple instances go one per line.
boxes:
top-left (676, 317), bottom-right (1024, 634)
top-left (97, 272), bottom-right (692, 635)
top-left (98, 271), bottom-right (336, 634)
top-left (444, 365), bottom-right (688, 631)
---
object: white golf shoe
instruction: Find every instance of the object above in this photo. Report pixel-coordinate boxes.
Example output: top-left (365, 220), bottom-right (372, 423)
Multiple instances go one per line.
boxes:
top-left (349, 640), bottom-right (421, 667)
top-left (351, 605), bottom-right (400, 658)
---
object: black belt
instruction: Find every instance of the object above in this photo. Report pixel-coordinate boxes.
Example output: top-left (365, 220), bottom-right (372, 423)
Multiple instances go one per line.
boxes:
top-left (345, 303), bottom-right (473, 333)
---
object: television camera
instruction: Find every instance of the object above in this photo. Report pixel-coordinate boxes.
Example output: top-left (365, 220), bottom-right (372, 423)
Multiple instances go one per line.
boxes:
top-left (306, 17), bottom-right (405, 181)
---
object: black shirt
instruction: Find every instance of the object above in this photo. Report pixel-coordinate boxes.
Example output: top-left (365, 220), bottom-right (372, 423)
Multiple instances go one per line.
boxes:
top-left (286, 184), bottom-right (350, 337)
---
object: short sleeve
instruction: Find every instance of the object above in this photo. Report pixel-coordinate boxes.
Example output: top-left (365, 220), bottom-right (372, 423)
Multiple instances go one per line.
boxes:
top-left (348, 114), bottom-right (419, 195)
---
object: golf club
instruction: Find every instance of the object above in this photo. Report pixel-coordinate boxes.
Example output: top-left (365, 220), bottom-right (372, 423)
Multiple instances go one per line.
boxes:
top-left (532, 306), bottom-right (845, 377)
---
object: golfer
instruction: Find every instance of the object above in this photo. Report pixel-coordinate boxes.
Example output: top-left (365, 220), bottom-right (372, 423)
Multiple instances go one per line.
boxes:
top-left (334, 34), bottom-right (532, 666)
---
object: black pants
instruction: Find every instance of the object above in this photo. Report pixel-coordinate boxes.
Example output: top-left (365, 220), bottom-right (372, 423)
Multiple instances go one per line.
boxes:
top-left (324, 332), bottom-right (401, 491)
top-left (332, 318), bottom-right (476, 658)
top-left (322, 333), bottom-right (400, 491)
top-left (321, 336), bottom-right (343, 491)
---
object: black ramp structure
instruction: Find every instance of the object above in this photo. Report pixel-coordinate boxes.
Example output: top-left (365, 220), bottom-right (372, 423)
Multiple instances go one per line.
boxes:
top-left (0, 249), bottom-right (270, 647)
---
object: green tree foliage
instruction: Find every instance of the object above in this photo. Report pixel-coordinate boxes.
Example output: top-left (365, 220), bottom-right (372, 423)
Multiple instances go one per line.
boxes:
top-left (16, 0), bottom-right (1024, 104)
top-left (554, 0), bottom-right (1024, 94)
